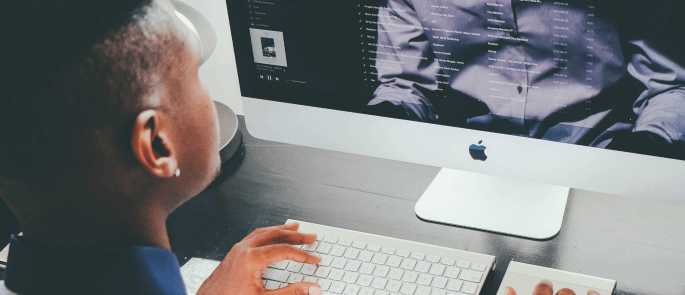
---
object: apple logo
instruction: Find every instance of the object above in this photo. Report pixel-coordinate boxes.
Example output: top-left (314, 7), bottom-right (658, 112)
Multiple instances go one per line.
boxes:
top-left (469, 140), bottom-right (487, 161)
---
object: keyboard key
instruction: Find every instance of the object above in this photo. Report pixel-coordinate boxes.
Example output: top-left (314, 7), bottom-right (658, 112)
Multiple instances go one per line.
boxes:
top-left (344, 284), bottom-right (361, 295)
top-left (331, 245), bottom-right (347, 257)
top-left (352, 241), bottom-right (367, 249)
top-left (396, 249), bottom-right (411, 257)
top-left (373, 265), bottom-right (390, 277)
top-left (415, 262), bottom-right (431, 273)
top-left (444, 267), bottom-right (460, 279)
top-left (317, 243), bottom-right (334, 254)
top-left (456, 261), bottom-right (471, 269)
top-left (302, 264), bottom-right (318, 275)
top-left (269, 260), bottom-right (290, 270)
top-left (446, 279), bottom-right (463, 291)
top-left (329, 269), bottom-right (345, 281)
top-left (303, 241), bottom-right (319, 252)
top-left (429, 264), bottom-right (445, 276)
top-left (415, 286), bottom-right (432, 295)
top-left (265, 280), bottom-right (280, 290)
top-left (381, 246), bottom-right (396, 255)
top-left (262, 268), bottom-right (291, 282)
top-left (342, 272), bottom-right (359, 284)
top-left (371, 277), bottom-right (388, 289)
top-left (447, 292), bottom-right (461, 295)
top-left (360, 263), bottom-right (376, 274)
top-left (401, 271), bottom-right (419, 283)
top-left (358, 275), bottom-right (374, 287)
top-left (386, 256), bottom-right (403, 268)
top-left (303, 276), bottom-right (318, 283)
top-left (432, 290), bottom-right (447, 295)
top-left (315, 267), bottom-right (331, 278)
top-left (330, 282), bottom-right (346, 294)
top-left (416, 274), bottom-right (433, 286)
top-left (431, 277), bottom-right (448, 289)
top-left (458, 269), bottom-right (482, 283)
top-left (440, 258), bottom-right (456, 266)
top-left (324, 237), bottom-right (339, 244)
top-left (288, 273), bottom-right (304, 283)
top-left (372, 253), bottom-right (389, 265)
top-left (287, 262), bottom-right (303, 273)
top-left (359, 287), bottom-right (376, 295)
top-left (471, 263), bottom-right (486, 272)
top-left (345, 260), bottom-right (362, 272)
top-left (338, 239), bottom-right (353, 247)
top-left (410, 252), bottom-right (425, 261)
top-left (400, 283), bottom-right (417, 295)
top-left (319, 279), bottom-right (333, 291)
top-left (385, 279), bottom-right (402, 292)
top-left (320, 255), bottom-right (334, 267)
top-left (375, 291), bottom-right (390, 295)
top-left (359, 251), bottom-right (374, 262)
top-left (344, 248), bottom-right (361, 259)
top-left (316, 235), bottom-right (325, 242)
top-left (461, 282), bottom-right (478, 294)
top-left (426, 255), bottom-right (440, 263)
top-left (400, 259), bottom-right (417, 270)
top-left (280, 282), bottom-right (289, 289)
top-left (388, 268), bottom-right (405, 280)
top-left (367, 244), bottom-right (382, 252)
top-left (332, 257), bottom-right (348, 269)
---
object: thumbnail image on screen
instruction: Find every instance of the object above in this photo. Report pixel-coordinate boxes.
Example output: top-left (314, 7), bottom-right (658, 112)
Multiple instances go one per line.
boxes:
top-left (228, 0), bottom-right (685, 160)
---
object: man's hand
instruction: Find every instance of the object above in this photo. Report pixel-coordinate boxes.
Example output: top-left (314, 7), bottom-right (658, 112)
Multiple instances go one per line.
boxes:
top-left (505, 280), bottom-right (600, 295)
top-left (196, 222), bottom-right (323, 295)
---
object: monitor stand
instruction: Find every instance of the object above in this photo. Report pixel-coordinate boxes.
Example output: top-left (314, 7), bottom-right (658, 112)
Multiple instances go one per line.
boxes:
top-left (415, 168), bottom-right (569, 240)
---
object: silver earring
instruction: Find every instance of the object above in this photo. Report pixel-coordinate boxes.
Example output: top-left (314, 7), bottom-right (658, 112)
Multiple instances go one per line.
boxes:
top-left (175, 168), bottom-right (181, 177)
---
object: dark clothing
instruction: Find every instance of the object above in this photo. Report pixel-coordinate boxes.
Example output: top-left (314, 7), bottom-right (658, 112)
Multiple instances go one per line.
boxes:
top-left (1, 235), bottom-right (186, 295)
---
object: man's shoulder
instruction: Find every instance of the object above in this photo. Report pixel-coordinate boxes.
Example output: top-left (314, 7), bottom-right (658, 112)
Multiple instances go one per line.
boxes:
top-left (0, 282), bottom-right (18, 295)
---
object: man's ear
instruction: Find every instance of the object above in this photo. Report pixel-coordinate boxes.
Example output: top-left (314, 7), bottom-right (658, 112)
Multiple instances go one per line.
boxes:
top-left (131, 110), bottom-right (178, 178)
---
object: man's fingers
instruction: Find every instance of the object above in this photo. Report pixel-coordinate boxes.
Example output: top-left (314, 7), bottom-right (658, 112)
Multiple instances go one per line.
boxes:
top-left (266, 282), bottom-right (323, 295)
top-left (533, 280), bottom-right (553, 295)
top-left (251, 229), bottom-right (317, 247)
top-left (587, 290), bottom-right (600, 295)
top-left (555, 288), bottom-right (576, 295)
top-left (505, 286), bottom-right (517, 295)
top-left (252, 244), bottom-right (322, 269)
top-left (247, 222), bottom-right (301, 239)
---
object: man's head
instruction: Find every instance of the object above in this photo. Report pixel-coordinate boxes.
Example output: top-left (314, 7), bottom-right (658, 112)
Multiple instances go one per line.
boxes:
top-left (0, 0), bottom-right (221, 246)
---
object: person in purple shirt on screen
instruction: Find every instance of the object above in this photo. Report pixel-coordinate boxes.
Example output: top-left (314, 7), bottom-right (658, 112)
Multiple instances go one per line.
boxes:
top-left (0, 0), bottom-right (323, 294)
top-left (365, 0), bottom-right (685, 160)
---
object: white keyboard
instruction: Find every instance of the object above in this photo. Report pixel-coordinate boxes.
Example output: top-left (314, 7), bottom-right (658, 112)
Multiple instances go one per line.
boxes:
top-left (261, 220), bottom-right (496, 295)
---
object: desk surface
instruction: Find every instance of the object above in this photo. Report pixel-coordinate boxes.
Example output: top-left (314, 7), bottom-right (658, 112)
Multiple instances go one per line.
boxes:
top-left (167, 117), bottom-right (685, 295)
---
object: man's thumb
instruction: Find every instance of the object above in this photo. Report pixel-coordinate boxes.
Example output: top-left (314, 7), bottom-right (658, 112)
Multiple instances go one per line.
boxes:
top-left (266, 282), bottom-right (323, 295)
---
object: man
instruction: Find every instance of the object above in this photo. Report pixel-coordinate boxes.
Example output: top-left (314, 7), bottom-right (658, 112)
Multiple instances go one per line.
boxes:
top-left (0, 0), bottom-right (323, 294)
top-left (367, 0), bottom-right (684, 159)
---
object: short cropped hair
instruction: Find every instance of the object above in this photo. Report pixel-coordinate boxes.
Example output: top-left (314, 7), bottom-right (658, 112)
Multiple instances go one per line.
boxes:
top-left (0, 0), bottom-right (180, 181)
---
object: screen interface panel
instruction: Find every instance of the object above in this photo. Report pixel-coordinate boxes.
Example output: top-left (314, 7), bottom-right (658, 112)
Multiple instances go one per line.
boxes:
top-left (226, 0), bottom-right (685, 160)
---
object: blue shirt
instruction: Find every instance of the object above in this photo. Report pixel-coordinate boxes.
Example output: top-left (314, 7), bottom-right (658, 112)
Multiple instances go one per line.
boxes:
top-left (1, 235), bottom-right (187, 294)
top-left (369, 0), bottom-right (685, 148)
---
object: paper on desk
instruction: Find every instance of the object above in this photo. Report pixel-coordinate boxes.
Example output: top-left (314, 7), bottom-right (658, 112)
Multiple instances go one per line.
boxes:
top-left (180, 258), bottom-right (221, 295)
top-left (0, 244), bottom-right (9, 268)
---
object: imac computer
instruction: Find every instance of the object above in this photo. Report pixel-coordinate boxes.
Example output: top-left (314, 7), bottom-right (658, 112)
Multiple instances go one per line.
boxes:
top-left (223, 0), bottom-right (685, 239)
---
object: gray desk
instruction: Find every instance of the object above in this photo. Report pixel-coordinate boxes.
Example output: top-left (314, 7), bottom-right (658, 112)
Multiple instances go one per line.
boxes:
top-left (171, 116), bottom-right (684, 295)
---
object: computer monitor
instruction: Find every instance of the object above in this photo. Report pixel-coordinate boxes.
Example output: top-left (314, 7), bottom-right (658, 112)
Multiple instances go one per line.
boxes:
top-left (223, 0), bottom-right (685, 239)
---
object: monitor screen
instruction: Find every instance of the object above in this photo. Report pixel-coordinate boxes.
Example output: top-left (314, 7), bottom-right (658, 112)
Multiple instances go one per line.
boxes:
top-left (227, 0), bottom-right (684, 161)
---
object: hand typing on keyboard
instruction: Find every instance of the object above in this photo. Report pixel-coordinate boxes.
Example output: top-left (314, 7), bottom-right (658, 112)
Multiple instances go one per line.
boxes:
top-left (196, 222), bottom-right (324, 295)
top-left (505, 280), bottom-right (600, 295)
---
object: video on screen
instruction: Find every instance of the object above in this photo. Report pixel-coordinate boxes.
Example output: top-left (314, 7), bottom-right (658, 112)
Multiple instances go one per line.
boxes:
top-left (229, 0), bottom-right (684, 160)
